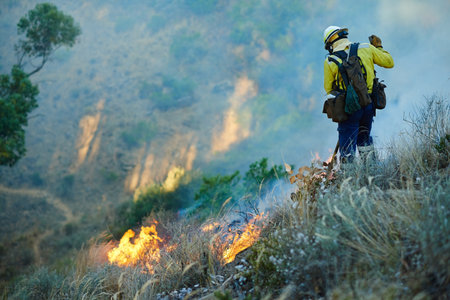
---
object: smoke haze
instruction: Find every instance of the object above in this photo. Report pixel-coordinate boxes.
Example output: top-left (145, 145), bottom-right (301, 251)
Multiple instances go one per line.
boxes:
top-left (0, 0), bottom-right (449, 280)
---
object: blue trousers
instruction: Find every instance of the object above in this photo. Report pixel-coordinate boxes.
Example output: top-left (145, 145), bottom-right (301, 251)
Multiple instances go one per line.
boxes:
top-left (338, 103), bottom-right (374, 161)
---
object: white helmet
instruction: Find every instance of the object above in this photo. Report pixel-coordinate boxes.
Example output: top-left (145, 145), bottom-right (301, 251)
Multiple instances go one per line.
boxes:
top-left (323, 26), bottom-right (348, 46)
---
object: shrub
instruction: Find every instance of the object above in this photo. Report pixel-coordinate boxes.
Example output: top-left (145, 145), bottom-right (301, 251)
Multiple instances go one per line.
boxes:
top-left (194, 171), bottom-right (241, 217)
top-left (100, 168), bottom-right (119, 183)
top-left (244, 157), bottom-right (284, 195)
top-left (10, 267), bottom-right (64, 299)
top-left (139, 76), bottom-right (196, 111)
top-left (120, 121), bottom-right (157, 149)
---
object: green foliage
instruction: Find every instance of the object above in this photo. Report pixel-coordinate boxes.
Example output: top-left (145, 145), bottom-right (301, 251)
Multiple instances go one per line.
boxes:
top-left (193, 158), bottom-right (284, 217)
top-left (194, 171), bottom-right (240, 214)
top-left (100, 168), bottom-right (119, 183)
top-left (139, 76), bottom-right (196, 111)
top-left (244, 157), bottom-right (283, 194)
top-left (0, 66), bottom-right (38, 166)
top-left (0, 3), bottom-right (80, 166)
top-left (120, 121), bottom-right (157, 148)
top-left (10, 267), bottom-right (64, 300)
top-left (116, 181), bottom-right (194, 233)
top-left (15, 2), bottom-right (81, 75)
top-left (214, 290), bottom-right (233, 300)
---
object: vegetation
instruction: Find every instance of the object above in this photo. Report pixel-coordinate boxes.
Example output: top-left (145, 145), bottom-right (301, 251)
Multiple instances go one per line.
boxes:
top-left (120, 121), bottom-right (157, 149)
top-left (111, 158), bottom-right (283, 236)
top-left (6, 97), bottom-right (448, 299)
top-left (15, 3), bottom-right (81, 76)
top-left (0, 3), bottom-right (80, 166)
top-left (139, 75), bottom-right (196, 111)
top-left (0, 1), bottom-right (447, 299)
top-left (0, 66), bottom-right (38, 166)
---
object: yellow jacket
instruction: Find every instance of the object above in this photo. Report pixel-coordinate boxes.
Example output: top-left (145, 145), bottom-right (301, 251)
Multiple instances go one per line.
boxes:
top-left (324, 40), bottom-right (394, 94)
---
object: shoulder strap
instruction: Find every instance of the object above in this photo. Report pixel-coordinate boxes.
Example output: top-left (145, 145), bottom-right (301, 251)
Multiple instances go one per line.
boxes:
top-left (349, 42), bottom-right (368, 80)
top-left (327, 56), bottom-right (349, 89)
top-left (333, 50), bottom-right (348, 61)
top-left (349, 42), bottom-right (359, 58)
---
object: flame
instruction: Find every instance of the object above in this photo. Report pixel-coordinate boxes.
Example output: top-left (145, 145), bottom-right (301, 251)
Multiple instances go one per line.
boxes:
top-left (222, 213), bottom-right (266, 264)
top-left (108, 213), bottom-right (267, 272)
top-left (201, 222), bottom-right (220, 232)
top-left (107, 224), bottom-right (162, 273)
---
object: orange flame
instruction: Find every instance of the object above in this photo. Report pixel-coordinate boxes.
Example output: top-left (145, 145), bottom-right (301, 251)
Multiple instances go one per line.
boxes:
top-left (108, 213), bottom-right (267, 271)
top-left (201, 222), bottom-right (220, 232)
top-left (107, 224), bottom-right (162, 273)
top-left (222, 213), bottom-right (266, 264)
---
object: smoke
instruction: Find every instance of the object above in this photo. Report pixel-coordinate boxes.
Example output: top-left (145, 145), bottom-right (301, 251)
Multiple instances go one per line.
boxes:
top-left (0, 0), bottom-right (448, 197)
top-left (323, 0), bottom-right (450, 149)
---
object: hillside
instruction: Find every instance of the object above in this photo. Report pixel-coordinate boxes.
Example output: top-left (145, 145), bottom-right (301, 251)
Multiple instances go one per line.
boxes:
top-left (1, 0), bottom-right (449, 298)
top-left (7, 97), bottom-right (449, 299)
top-left (0, 0), bottom-right (334, 285)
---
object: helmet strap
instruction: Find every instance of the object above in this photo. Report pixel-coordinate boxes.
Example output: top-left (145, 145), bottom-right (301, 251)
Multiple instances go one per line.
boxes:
top-left (325, 42), bottom-right (333, 54)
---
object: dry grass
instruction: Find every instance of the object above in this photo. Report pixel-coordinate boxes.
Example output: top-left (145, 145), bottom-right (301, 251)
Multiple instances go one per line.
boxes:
top-left (7, 97), bottom-right (449, 299)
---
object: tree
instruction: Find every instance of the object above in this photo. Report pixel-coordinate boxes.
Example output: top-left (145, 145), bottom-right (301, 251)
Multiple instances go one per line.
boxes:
top-left (15, 3), bottom-right (81, 76)
top-left (0, 66), bottom-right (39, 166)
top-left (0, 3), bottom-right (80, 166)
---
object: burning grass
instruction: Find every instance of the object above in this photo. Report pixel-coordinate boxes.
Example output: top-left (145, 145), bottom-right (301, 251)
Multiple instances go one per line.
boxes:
top-left (106, 212), bottom-right (267, 274)
top-left (107, 223), bottom-right (163, 273)
top-left (7, 97), bottom-right (449, 299)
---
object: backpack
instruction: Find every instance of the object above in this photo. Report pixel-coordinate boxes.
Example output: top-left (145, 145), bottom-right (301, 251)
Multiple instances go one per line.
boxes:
top-left (327, 43), bottom-right (372, 114)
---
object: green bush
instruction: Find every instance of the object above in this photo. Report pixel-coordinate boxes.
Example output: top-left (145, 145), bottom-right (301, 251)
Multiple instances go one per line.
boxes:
top-left (10, 267), bottom-right (64, 300)
top-left (100, 168), bottom-right (119, 183)
top-left (115, 181), bottom-right (195, 233)
top-left (139, 76), bottom-right (196, 111)
top-left (192, 158), bottom-right (284, 218)
top-left (120, 121), bottom-right (157, 149)
top-left (244, 157), bottom-right (284, 194)
top-left (194, 171), bottom-right (241, 216)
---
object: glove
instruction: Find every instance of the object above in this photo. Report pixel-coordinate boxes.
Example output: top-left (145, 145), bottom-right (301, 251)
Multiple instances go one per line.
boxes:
top-left (369, 35), bottom-right (382, 48)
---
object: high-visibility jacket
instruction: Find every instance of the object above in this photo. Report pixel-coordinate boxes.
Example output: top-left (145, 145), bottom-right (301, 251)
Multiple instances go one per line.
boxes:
top-left (324, 41), bottom-right (394, 94)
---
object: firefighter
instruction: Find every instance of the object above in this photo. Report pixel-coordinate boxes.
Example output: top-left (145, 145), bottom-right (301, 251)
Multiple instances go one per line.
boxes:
top-left (323, 26), bottom-right (394, 162)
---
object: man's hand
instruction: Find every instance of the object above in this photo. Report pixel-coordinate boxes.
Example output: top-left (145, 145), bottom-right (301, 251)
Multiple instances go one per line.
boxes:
top-left (369, 35), bottom-right (382, 48)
